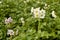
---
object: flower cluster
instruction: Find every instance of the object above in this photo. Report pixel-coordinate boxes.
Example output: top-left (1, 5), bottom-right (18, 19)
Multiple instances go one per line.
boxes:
top-left (31, 7), bottom-right (57, 19)
top-left (5, 17), bottom-right (19, 36)
top-left (5, 17), bottom-right (13, 24)
top-left (31, 7), bottom-right (46, 19)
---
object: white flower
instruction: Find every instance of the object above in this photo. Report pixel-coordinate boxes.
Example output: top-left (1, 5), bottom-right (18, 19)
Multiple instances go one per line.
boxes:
top-left (44, 3), bottom-right (50, 9)
top-left (40, 9), bottom-right (45, 14)
top-left (5, 18), bottom-right (9, 24)
top-left (5, 17), bottom-right (13, 24)
top-left (39, 9), bottom-right (46, 19)
top-left (21, 17), bottom-right (25, 25)
top-left (7, 29), bottom-right (14, 36)
top-left (8, 17), bottom-right (13, 22)
top-left (51, 11), bottom-right (57, 18)
top-left (33, 7), bottom-right (40, 18)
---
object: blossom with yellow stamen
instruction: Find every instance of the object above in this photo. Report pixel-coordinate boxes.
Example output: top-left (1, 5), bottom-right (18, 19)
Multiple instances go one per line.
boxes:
top-left (33, 7), bottom-right (40, 18)
top-left (39, 9), bottom-right (46, 19)
top-left (31, 7), bottom-right (46, 19)
top-left (31, 7), bottom-right (40, 18)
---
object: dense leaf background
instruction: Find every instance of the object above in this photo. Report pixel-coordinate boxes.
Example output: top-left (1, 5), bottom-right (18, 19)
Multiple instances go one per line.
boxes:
top-left (0, 0), bottom-right (60, 40)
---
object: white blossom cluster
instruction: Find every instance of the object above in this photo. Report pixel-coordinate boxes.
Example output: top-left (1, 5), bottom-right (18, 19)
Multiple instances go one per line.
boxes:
top-left (31, 6), bottom-right (57, 19)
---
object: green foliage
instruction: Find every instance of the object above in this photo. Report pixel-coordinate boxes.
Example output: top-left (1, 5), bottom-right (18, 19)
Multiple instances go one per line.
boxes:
top-left (0, 0), bottom-right (60, 40)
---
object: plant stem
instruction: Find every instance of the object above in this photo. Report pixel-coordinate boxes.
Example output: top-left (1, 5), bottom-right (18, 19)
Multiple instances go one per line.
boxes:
top-left (10, 35), bottom-right (12, 40)
top-left (38, 19), bottom-right (40, 32)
